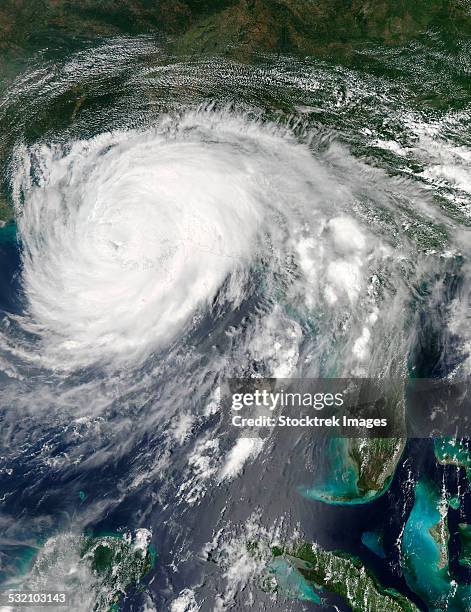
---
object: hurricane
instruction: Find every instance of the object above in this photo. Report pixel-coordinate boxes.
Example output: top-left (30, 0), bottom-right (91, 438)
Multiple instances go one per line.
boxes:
top-left (6, 109), bottom-right (424, 376)
top-left (1, 29), bottom-right (471, 612)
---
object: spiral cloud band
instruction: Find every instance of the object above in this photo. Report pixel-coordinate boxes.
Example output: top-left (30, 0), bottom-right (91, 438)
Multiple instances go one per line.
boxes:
top-left (14, 110), bottom-right (361, 369)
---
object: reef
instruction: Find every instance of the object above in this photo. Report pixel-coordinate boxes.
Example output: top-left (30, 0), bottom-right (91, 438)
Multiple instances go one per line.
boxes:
top-left (402, 478), bottom-right (471, 610)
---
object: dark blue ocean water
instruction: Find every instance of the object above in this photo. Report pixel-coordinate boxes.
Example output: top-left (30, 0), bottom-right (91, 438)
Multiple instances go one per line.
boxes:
top-left (1, 224), bottom-right (471, 611)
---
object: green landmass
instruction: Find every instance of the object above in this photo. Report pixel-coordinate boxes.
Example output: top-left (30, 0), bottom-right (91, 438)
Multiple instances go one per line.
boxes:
top-left (173, 0), bottom-right (471, 59)
top-left (435, 438), bottom-right (471, 484)
top-left (9, 530), bottom-right (155, 612)
top-left (1, 0), bottom-right (470, 60)
top-left (80, 531), bottom-right (155, 612)
top-left (267, 542), bottom-right (419, 611)
top-left (0, 195), bottom-right (13, 225)
top-left (1, 1), bottom-right (470, 223)
top-left (301, 437), bottom-right (405, 504)
top-left (350, 437), bottom-right (405, 497)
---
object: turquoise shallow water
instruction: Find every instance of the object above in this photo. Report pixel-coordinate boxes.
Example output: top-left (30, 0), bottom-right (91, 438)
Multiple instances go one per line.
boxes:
top-left (361, 531), bottom-right (386, 559)
top-left (268, 557), bottom-right (322, 604)
top-left (299, 438), bottom-right (395, 505)
top-left (403, 479), bottom-right (471, 611)
top-left (0, 25), bottom-right (471, 610)
top-left (0, 222), bottom-right (16, 244)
